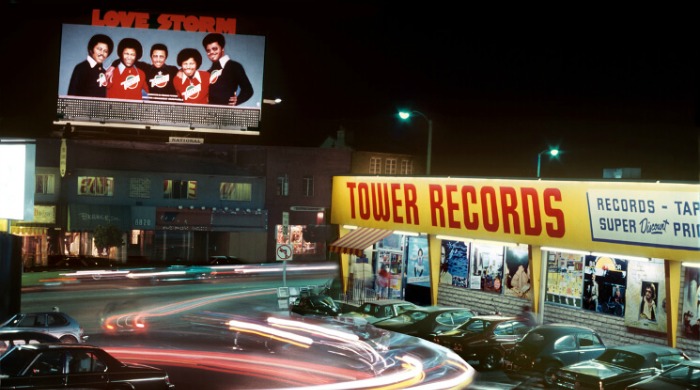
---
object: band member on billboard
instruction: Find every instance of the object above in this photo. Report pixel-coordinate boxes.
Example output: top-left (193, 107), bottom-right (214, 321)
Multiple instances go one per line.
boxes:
top-left (202, 33), bottom-right (253, 106)
top-left (110, 43), bottom-right (179, 102)
top-left (173, 48), bottom-right (210, 104)
top-left (107, 38), bottom-right (148, 100)
top-left (67, 34), bottom-right (114, 97)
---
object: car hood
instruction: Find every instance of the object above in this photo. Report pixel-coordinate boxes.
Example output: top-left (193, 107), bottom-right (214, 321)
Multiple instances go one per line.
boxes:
top-left (559, 360), bottom-right (632, 380)
top-left (340, 312), bottom-right (382, 323)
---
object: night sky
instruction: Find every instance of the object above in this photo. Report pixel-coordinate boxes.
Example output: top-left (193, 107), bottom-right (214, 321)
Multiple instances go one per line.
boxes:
top-left (1, 1), bottom-right (698, 180)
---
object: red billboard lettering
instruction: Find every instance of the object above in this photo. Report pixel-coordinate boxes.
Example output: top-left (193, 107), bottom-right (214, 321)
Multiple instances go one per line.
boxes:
top-left (92, 9), bottom-right (150, 28)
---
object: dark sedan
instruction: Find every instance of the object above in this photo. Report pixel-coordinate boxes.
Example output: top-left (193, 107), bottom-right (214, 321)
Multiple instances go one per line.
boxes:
top-left (432, 315), bottom-right (532, 370)
top-left (0, 343), bottom-right (174, 389)
top-left (627, 359), bottom-right (700, 389)
top-left (554, 344), bottom-right (689, 390)
top-left (289, 294), bottom-right (342, 317)
top-left (503, 323), bottom-right (607, 386)
top-left (373, 306), bottom-right (476, 340)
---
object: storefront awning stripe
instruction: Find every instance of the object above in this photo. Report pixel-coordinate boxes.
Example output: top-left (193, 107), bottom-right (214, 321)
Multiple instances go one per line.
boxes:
top-left (329, 227), bottom-right (393, 257)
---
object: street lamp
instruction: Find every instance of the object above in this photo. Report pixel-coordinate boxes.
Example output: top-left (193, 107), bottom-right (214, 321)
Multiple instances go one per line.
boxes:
top-left (537, 148), bottom-right (560, 178)
top-left (262, 98), bottom-right (283, 105)
top-left (398, 110), bottom-right (433, 175)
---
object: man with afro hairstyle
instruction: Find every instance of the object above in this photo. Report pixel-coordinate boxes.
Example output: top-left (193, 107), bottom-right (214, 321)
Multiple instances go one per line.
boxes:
top-left (68, 34), bottom-right (114, 97)
top-left (202, 33), bottom-right (253, 106)
top-left (173, 48), bottom-right (210, 104)
top-left (107, 37), bottom-right (148, 100)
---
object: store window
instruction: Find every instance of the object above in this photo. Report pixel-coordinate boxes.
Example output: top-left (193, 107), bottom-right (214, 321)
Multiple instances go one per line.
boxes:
top-left (400, 159), bottom-right (413, 175)
top-left (36, 174), bottom-right (55, 194)
top-left (163, 179), bottom-right (197, 199)
top-left (369, 157), bottom-right (382, 174)
top-left (129, 178), bottom-right (151, 198)
top-left (385, 158), bottom-right (397, 175)
top-left (220, 182), bottom-right (252, 201)
top-left (78, 176), bottom-right (114, 197)
top-left (302, 176), bottom-right (314, 197)
top-left (277, 175), bottom-right (289, 196)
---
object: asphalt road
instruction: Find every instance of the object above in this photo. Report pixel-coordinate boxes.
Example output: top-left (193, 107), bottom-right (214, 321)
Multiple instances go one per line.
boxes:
top-left (18, 271), bottom-right (541, 389)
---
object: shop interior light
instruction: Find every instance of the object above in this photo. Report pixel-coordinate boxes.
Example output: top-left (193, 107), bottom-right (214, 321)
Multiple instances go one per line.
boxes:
top-left (682, 261), bottom-right (700, 268)
top-left (436, 235), bottom-right (471, 243)
top-left (591, 252), bottom-right (650, 262)
top-left (393, 230), bottom-right (420, 237)
top-left (540, 247), bottom-right (591, 256)
top-left (342, 225), bottom-right (358, 230)
top-left (472, 239), bottom-right (523, 248)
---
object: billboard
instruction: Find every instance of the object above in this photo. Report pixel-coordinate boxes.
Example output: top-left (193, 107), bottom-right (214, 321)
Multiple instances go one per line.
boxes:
top-left (56, 23), bottom-right (265, 133)
top-left (0, 140), bottom-right (35, 221)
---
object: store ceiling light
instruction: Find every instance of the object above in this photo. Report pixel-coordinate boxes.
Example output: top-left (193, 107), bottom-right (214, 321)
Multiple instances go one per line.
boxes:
top-left (393, 230), bottom-right (419, 237)
top-left (540, 247), bottom-right (591, 256)
top-left (342, 225), bottom-right (358, 230)
top-left (436, 235), bottom-right (471, 243)
top-left (591, 252), bottom-right (650, 262)
top-left (472, 239), bottom-right (523, 248)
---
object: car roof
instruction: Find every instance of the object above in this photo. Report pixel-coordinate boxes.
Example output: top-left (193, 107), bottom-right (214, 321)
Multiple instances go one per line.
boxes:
top-left (405, 306), bottom-right (470, 313)
top-left (468, 315), bottom-right (518, 321)
top-left (362, 300), bottom-right (416, 306)
top-left (0, 330), bottom-right (61, 342)
top-left (12, 343), bottom-right (98, 351)
top-left (528, 323), bottom-right (597, 335)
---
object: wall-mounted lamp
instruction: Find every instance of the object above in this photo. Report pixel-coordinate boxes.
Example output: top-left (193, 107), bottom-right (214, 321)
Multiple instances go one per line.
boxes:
top-left (189, 205), bottom-right (194, 210)
top-left (178, 205), bottom-right (183, 210)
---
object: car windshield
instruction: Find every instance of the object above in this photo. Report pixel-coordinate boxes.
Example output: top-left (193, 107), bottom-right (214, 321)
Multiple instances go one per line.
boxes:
top-left (520, 330), bottom-right (545, 346)
top-left (660, 363), bottom-right (700, 381)
top-left (0, 348), bottom-right (38, 376)
top-left (597, 350), bottom-right (645, 369)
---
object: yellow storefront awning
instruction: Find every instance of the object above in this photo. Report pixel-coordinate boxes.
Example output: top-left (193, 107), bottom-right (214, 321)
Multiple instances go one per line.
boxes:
top-left (329, 227), bottom-right (393, 257)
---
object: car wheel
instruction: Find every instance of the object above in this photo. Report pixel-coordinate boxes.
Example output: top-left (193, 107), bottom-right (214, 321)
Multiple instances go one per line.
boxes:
top-left (59, 335), bottom-right (79, 344)
top-left (543, 363), bottom-right (561, 386)
top-left (481, 349), bottom-right (502, 371)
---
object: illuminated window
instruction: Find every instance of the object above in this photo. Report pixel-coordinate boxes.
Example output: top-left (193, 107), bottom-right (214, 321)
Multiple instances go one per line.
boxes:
top-left (385, 158), bottom-right (397, 175)
top-left (77, 176), bottom-right (114, 197)
top-left (277, 175), bottom-right (288, 196)
top-left (35, 174), bottom-right (55, 194)
top-left (369, 157), bottom-right (382, 174)
top-left (129, 178), bottom-right (151, 198)
top-left (303, 176), bottom-right (314, 197)
top-left (400, 159), bottom-right (413, 175)
top-left (220, 182), bottom-right (252, 201)
top-left (163, 180), bottom-right (197, 199)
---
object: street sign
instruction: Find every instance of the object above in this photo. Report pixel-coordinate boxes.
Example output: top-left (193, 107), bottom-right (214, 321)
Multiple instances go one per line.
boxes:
top-left (276, 243), bottom-right (293, 261)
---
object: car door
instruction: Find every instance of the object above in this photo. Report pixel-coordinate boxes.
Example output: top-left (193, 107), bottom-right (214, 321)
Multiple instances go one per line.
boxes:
top-left (492, 320), bottom-right (528, 351)
top-left (65, 350), bottom-right (110, 388)
top-left (19, 349), bottom-right (68, 388)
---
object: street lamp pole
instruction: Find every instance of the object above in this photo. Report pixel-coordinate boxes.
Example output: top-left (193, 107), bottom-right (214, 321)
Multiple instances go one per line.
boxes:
top-left (398, 110), bottom-right (432, 175)
top-left (537, 148), bottom-right (559, 178)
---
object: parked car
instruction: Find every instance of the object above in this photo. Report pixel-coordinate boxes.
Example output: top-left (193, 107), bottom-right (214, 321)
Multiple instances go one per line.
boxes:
top-left (0, 343), bottom-right (175, 389)
top-left (431, 315), bottom-right (532, 370)
top-left (627, 359), bottom-right (700, 389)
top-left (46, 255), bottom-right (116, 270)
top-left (0, 311), bottom-right (87, 344)
top-left (208, 255), bottom-right (244, 265)
top-left (0, 330), bottom-right (61, 354)
top-left (503, 323), bottom-right (606, 386)
top-left (554, 344), bottom-right (689, 389)
top-left (339, 300), bottom-right (420, 323)
top-left (373, 306), bottom-right (476, 340)
top-left (289, 294), bottom-right (342, 317)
